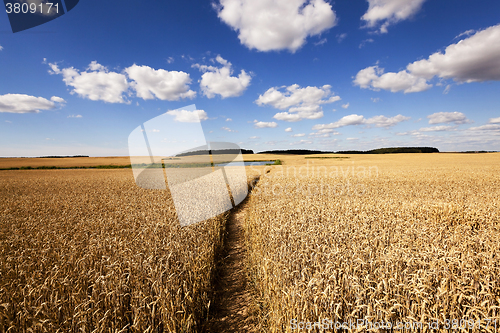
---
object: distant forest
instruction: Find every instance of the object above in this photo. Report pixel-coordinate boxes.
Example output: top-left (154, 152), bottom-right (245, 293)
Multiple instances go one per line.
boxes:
top-left (176, 149), bottom-right (254, 157)
top-left (257, 147), bottom-right (440, 155)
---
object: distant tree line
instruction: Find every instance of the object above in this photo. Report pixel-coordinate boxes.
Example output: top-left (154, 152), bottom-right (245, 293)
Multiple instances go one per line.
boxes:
top-left (176, 149), bottom-right (254, 157)
top-left (257, 147), bottom-right (440, 154)
top-left (36, 155), bottom-right (90, 158)
top-left (257, 149), bottom-right (333, 155)
top-left (336, 147), bottom-right (440, 154)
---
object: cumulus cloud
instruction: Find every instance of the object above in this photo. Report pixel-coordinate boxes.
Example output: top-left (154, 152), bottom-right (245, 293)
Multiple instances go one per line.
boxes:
top-left (166, 109), bottom-right (208, 123)
top-left (362, 0), bottom-right (427, 33)
top-left (49, 62), bottom-right (129, 103)
top-left (365, 114), bottom-right (411, 127)
top-left (427, 112), bottom-right (470, 125)
top-left (418, 125), bottom-right (456, 132)
top-left (291, 133), bottom-right (306, 137)
top-left (226, 118), bottom-right (232, 121)
top-left (50, 96), bottom-right (66, 104)
top-left (256, 84), bottom-right (341, 122)
top-left (290, 139), bottom-right (313, 145)
top-left (468, 124), bottom-right (500, 131)
top-left (0, 45), bottom-right (3, 51)
top-left (489, 117), bottom-right (500, 124)
top-left (359, 38), bottom-right (374, 48)
top-left (407, 24), bottom-right (500, 82)
top-left (285, 127), bottom-right (293, 132)
top-left (0, 93), bottom-right (64, 113)
top-left (125, 64), bottom-right (196, 101)
top-left (341, 102), bottom-right (350, 109)
top-left (354, 25), bottom-right (500, 93)
top-left (353, 65), bottom-right (431, 93)
top-left (214, 0), bottom-right (337, 52)
top-left (49, 61), bottom-right (196, 103)
top-left (313, 113), bottom-right (409, 131)
top-left (222, 126), bottom-right (237, 132)
top-left (337, 33), bottom-right (347, 43)
top-left (193, 55), bottom-right (251, 98)
top-left (455, 29), bottom-right (476, 40)
top-left (254, 120), bottom-right (278, 128)
top-left (313, 114), bottom-right (365, 130)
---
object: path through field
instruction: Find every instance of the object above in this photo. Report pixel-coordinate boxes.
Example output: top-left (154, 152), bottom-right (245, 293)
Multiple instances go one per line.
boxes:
top-left (203, 194), bottom-right (259, 333)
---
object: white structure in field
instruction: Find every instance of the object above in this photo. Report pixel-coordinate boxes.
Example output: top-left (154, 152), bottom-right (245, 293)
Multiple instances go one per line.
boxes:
top-left (128, 104), bottom-right (247, 227)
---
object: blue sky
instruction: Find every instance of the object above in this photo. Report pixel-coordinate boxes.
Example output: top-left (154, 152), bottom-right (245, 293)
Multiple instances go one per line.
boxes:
top-left (1, 0), bottom-right (499, 156)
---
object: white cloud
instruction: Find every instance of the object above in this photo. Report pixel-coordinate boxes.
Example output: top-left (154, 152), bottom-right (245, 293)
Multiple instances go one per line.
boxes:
top-left (371, 97), bottom-right (381, 102)
top-left (215, 0), bottom-right (337, 52)
top-left (193, 55), bottom-right (251, 98)
top-left (50, 96), bottom-right (66, 104)
top-left (355, 24), bottom-right (500, 94)
top-left (226, 118), bottom-right (232, 121)
top-left (313, 114), bottom-right (365, 130)
top-left (362, 0), bottom-right (427, 33)
top-left (256, 84), bottom-right (341, 122)
top-left (167, 57), bottom-right (174, 64)
top-left (125, 64), bottom-right (196, 101)
top-left (254, 120), bottom-right (278, 128)
top-left (407, 24), bottom-right (500, 82)
top-left (285, 127), bottom-right (293, 132)
top-left (418, 125), bottom-right (456, 132)
top-left (67, 114), bottom-right (82, 118)
top-left (427, 112), bottom-right (470, 125)
top-left (454, 29), bottom-right (475, 40)
top-left (0, 45), bottom-right (3, 51)
top-left (313, 113), bottom-right (409, 130)
top-left (468, 124), bottom-right (500, 131)
top-left (0, 93), bottom-right (64, 113)
top-left (488, 117), bottom-right (500, 124)
top-left (337, 33), bottom-right (347, 43)
top-left (222, 126), bottom-right (237, 132)
top-left (166, 109), bottom-right (208, 123)
top-left (309, 128), bottom-right (340, 138)
top-left (249, 136), bottom-right (260, 139)
top-left (365, 114), bottom-right (411, 127)
top-left (291, 133), bottom-right (306, 137)
top-left (49, 61), bottom-right (196, 103)
top-left (49, 62), bottom-right (129, 103)
top-left (353, 65), bottom-right (431, 93)
top-left (359, 38), bottom-right (374, 48)
top-left (315, 38), bottom-right (327, 46)
top-left (5, 120), bottom-right (12, 123)
top-left (341, 102), bottom-right (350, 109)
top-left (290, 139), bottom-right (313, 145)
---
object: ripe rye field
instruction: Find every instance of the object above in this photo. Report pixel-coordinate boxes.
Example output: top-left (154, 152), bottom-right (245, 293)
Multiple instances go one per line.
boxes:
top-left (1, 153), bottom-right (499, 332)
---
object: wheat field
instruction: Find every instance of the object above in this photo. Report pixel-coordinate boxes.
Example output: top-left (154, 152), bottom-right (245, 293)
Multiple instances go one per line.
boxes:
top-left (245, 153), bottom-right (500, 332)
top-left (1, 154), bottom-right (499, 332)
top-left (0, 169), bottom-right (229, 332)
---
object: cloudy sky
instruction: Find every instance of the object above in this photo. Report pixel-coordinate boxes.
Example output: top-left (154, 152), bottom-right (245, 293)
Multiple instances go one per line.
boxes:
top-left (1, 0), bottom-right (499, 156)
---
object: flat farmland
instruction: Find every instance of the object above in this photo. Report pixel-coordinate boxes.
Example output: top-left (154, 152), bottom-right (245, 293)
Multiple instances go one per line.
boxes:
top-left (244, 153), bottom-right (500, 332)
top-left (1, 153), bottom-right (499, 332)
top-left (0, 157), bottom-right (133, 169)
top-left (0, 154), bottom-right (280, 169)
top-left (0, 169), bottom-right (227, 332)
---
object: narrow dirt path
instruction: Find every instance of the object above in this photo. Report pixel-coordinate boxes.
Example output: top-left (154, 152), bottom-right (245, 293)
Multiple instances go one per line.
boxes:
top-left (203, 195), bottom-right (259, 333)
